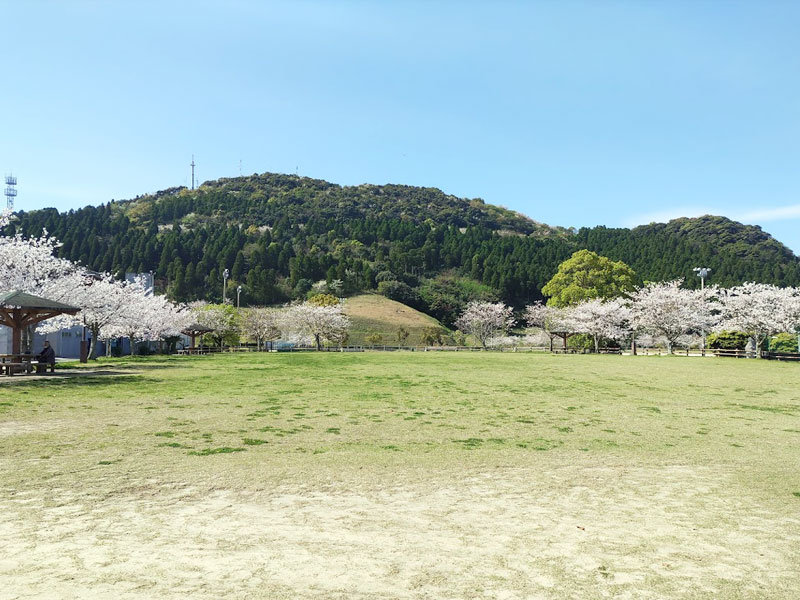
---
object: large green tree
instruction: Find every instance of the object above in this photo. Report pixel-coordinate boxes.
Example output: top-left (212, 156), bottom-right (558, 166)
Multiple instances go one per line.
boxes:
top-left (542, 250), bottom-right (637, 307)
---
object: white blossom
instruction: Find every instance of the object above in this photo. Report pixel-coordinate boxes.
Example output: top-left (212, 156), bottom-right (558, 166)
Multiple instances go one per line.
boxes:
top-left (571, 298), bottom-right (631, 352)
top-left (630, 280), bottom-right (718, 354)
top-left (282, 301), bottom-right (350, 350)
top-left (241, 307), bottom-right (282, 350)
top-left (523, 302), bottom-right (578, 351)
top-left (455, 301), bottom-right (515, 348)
top-left (717, 283), bottom-right (800, 355)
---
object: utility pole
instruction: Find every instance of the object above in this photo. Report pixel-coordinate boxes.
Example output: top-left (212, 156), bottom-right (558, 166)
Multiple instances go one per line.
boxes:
top-left (236, 285), bottom-right (243, 308)
top-left (222, 268), bottom-right (229, 303)
top-left (693, 267), bottom-right (711, 355)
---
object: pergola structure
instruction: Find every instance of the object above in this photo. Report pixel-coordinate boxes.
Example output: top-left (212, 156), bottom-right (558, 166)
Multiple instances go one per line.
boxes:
top-left (0, 291), bottom-right (80, 354)
top-left (552, 331), bottom-right (573, 352)
top-left (181, 323), bottom-right (213, 350)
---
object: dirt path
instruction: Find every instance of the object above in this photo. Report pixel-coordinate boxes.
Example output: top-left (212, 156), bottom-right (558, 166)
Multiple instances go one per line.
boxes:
top-left (2, 464), bottom-right (798, 599)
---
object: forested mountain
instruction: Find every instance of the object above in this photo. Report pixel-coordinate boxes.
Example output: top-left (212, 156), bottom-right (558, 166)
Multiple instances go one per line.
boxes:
top-left (8, 173), bottom-right (800, 316)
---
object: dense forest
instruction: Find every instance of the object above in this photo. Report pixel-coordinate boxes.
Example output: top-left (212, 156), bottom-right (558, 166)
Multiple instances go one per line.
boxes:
top-left (8, 172), bottom-right (800, 321)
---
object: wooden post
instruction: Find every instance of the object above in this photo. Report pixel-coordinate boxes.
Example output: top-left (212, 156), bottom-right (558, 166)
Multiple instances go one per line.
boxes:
top-left (11, 327), bottom-right (21, 355)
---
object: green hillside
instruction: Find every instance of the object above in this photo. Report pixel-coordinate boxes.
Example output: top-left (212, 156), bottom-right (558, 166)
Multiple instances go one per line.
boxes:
top-left (9, 172), bottom-right (800, 314)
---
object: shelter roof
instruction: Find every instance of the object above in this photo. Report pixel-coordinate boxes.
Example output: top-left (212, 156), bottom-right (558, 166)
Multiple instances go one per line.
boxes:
top-left (0, 290), bottom-right (80, 313)
top-left (182, 323), bottom-right (214, 334)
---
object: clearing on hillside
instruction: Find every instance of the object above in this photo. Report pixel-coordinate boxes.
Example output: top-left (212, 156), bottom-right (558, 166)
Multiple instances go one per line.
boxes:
top-left (343, 293), bottom-right (446, 345)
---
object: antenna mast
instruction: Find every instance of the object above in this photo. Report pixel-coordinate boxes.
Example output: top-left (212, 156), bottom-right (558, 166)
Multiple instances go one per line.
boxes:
top-left (190, 155), bottom-right (196, 190)
top-left (4, 174), bottom-right (17, 210)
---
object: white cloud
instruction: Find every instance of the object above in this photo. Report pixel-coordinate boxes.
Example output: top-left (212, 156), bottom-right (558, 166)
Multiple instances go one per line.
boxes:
top-left (738, 204), bottom-right (800, 223)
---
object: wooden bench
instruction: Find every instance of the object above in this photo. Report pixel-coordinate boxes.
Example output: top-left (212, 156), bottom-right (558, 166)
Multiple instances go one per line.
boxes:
top-left (597, 347), bottom-right (622, 355)
top-left (2, 362), bottom-right (32, 376)
top-left (1, 361), bottom-right (54, 376)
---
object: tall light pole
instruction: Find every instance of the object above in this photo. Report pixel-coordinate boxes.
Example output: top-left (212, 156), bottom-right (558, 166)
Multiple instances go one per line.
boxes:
top-left (222, 268), bottom-right (230, 303)
top-left (693, 267), bottom-right (711, 355)
top-left (236, 285), bottom-right (243, 309)
top-left (693, 267), bottom-right (711, 290)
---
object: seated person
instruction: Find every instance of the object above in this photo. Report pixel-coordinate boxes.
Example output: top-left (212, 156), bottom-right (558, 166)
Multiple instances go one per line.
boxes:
top-left (36, 341), bottom-right (56, 373)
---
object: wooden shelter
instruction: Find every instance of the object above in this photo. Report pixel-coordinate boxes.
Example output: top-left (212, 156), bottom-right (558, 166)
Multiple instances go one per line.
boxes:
top-left (181, 323), bottom-right (213, 350)
top-left (0, 291), bottom-right (80, 354)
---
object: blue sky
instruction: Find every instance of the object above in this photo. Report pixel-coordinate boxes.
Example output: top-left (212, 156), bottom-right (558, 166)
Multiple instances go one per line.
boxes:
top-left (3, 1), bottom-right (800, 251)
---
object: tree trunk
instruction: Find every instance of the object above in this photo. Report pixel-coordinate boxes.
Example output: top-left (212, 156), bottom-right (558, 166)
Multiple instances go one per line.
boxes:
top-left (21, 325), bottom-right (32, 354)
top-left (87, 325), bottom-right (100, 360)
top-left (593, 335), bottom-right (599, 354)
top-left (315, 334), bottom-right (322, 350)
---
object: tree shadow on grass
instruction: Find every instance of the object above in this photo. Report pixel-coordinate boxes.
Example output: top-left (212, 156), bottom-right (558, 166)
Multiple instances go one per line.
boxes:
top-left (0, 372), bottom-right (146, 390)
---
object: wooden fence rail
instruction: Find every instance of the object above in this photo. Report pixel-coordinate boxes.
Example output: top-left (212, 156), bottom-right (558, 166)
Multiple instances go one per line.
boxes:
top-left (175, 344), bottom-right (800, 361)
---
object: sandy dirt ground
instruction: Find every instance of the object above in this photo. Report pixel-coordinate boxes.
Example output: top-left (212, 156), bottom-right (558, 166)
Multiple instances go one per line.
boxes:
top-left (2, 463), bottom-right (798, 600)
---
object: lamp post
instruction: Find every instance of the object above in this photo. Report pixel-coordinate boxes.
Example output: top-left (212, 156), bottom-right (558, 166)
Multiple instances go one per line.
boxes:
top-left (236, 285), bottom-right (243, 309)
top-left (693, 267), bottom-right (711, 355)
top-left (693, 267), bottom-right (711, 290)
top-left (222, 268), bottom-right (230, 303)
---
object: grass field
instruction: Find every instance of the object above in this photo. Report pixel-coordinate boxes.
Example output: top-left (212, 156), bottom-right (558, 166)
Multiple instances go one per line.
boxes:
top-left (1, 352), bottom-right (799, 599)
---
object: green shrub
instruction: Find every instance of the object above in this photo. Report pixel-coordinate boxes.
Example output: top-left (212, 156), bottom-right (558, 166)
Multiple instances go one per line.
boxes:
top-left (365, 331), bottom-right (383, 346)
top-left (707, 331), bottom-right (749, 350)
top-left (396, 327), bottom-right (410, 345)
top-left (421, 326), bottom-right (446, 346)
top-left (769, 332), bottom-right (798, 353)
top-left (567, 334), bottom-right (594, 351)
top-left (377, 280), bottom-right (422, 309)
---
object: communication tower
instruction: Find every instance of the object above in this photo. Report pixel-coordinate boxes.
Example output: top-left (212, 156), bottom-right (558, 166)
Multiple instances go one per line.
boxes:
top-left (190, 155), bottom-right (196, 190)
top-left (4, 174), bottom-right (17, 210)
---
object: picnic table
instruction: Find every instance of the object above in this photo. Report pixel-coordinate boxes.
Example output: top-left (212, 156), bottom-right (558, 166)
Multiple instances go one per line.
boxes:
top-left (0, 353), bottom-right (36, 376)
top-left (177, 347), bottom-right (213, 355)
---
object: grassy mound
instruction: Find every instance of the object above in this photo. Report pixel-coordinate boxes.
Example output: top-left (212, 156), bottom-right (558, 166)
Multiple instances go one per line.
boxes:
top-left (342, 294), bottom-right (447, 346)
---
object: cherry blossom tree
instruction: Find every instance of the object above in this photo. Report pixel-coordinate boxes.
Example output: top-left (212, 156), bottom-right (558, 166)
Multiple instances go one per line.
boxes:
top-left (524, 302), bottom-right (578, 351)
top-left (0, 212), bottom-right (199, 358)
top-left (630, 280), bottom-right (718, 354)
top-left (241, 307), bottom-right (282, 350)
top-left (455, 301), bottom-right (515, 349)
top-left (74, 276), bottom-right (149, 358)
top-left (282, 300), bottom-right (350, 350)
top-left (717, 283), bottom-right (800, 356)
top-left (571, 298), bottom-right (631, 353)
top-left (0, 222), bottom-right (79, 296)
top-left (111, 289), bottom-right (192, 354)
